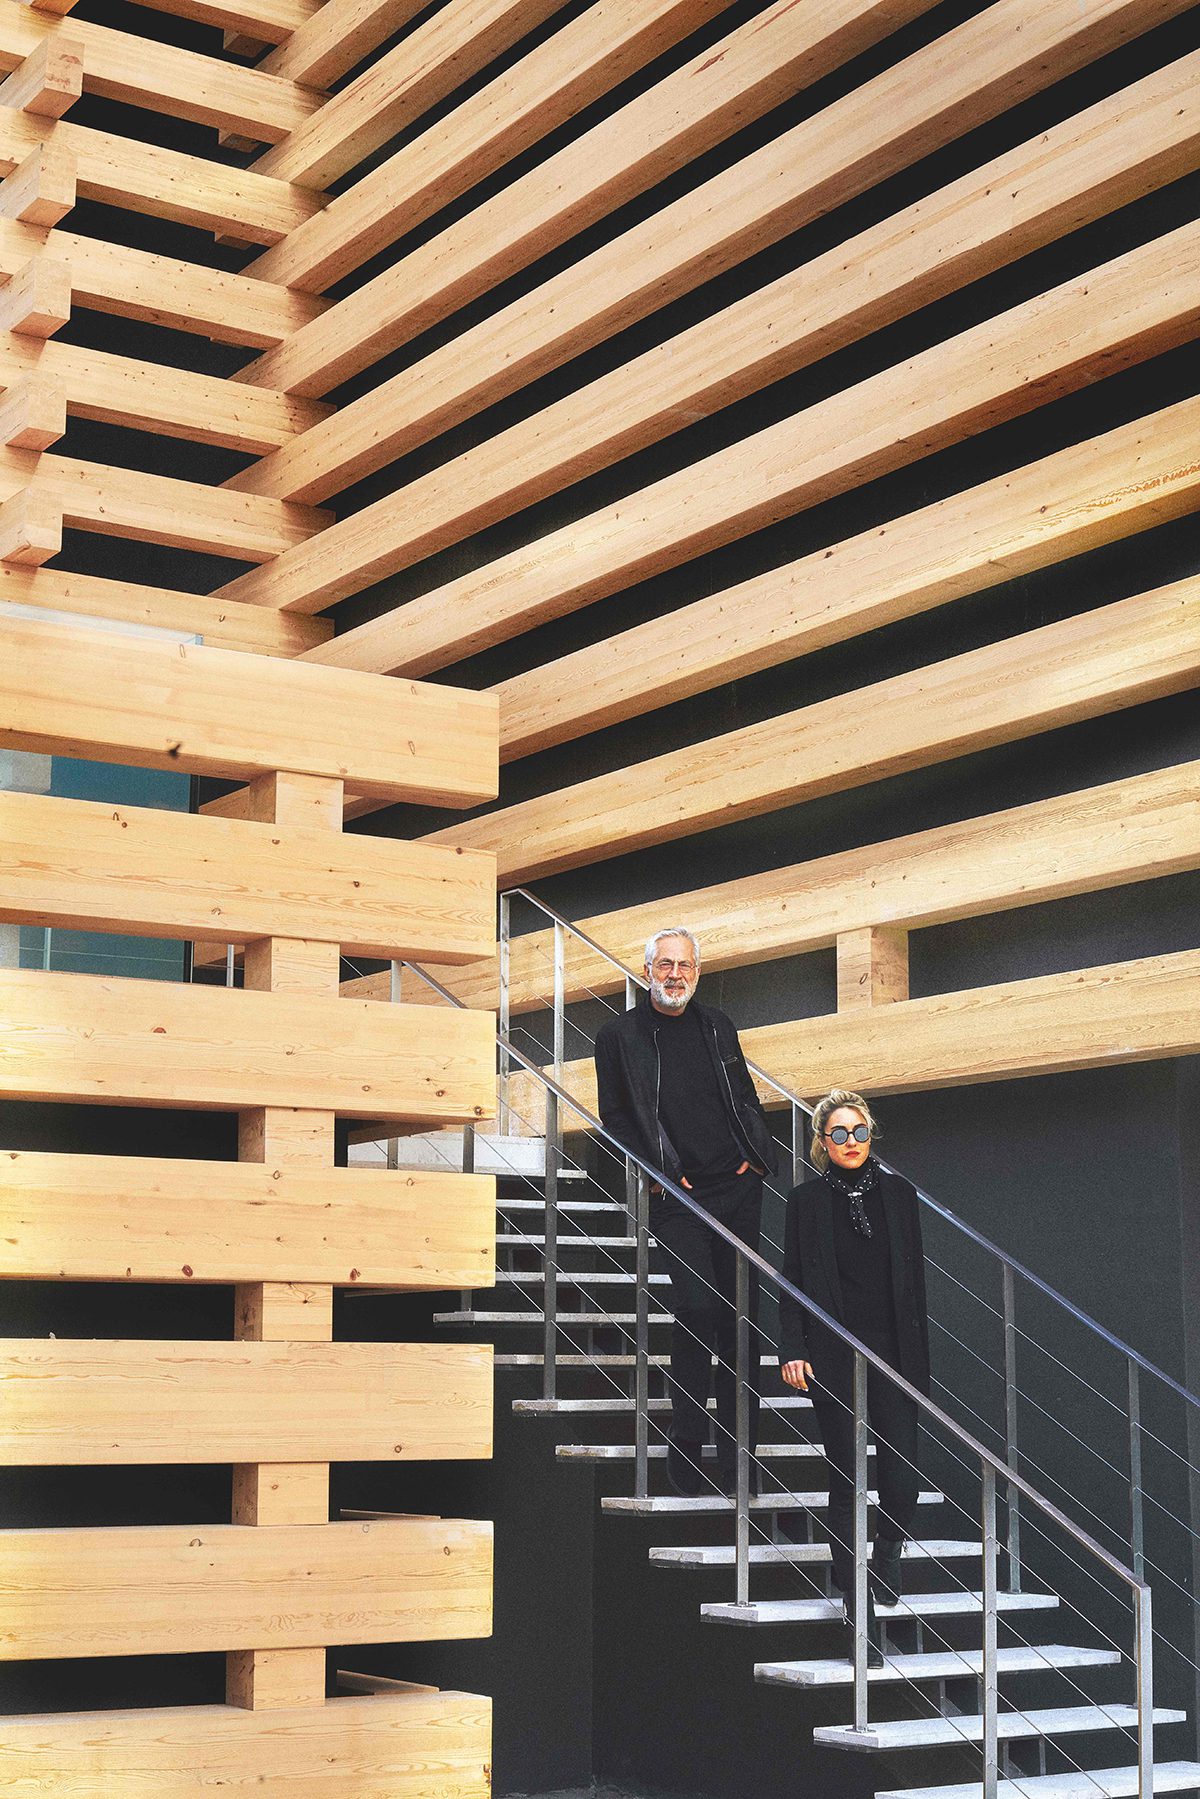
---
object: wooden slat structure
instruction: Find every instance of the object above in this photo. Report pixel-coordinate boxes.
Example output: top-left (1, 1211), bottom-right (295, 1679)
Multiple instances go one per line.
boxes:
top-left (5, 0), bottom-right (1200, 1783)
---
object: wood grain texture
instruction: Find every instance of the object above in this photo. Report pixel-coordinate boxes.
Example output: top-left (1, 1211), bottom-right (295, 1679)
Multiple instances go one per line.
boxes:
top-left (0, 789), bottom-right (495, 958)
top-left (282, 212), bottom-right (1200, 635)
top-left (253, 0), bottom-right (566, 189)
top-left (509, 949), bottom-right (1200, 1123)
top-left (0, 613), bottom-right (498, 803)
top-left (250, 0), bottom-right (731, 292)
top-left (0, 1338), bottom-right (493, 1464)
top-left (112, 0), bottom-right (319, 49)
top-left (258, 0), bottom-right (426, 87)
top-left (425, 579), bottom-right (1200, 881)
top-left (489, 393), bottom-right (1200, 758)
top-left (236, 0), bottom-right (1188, 396)
top-left (243, 26), bottom-right (1200, 505)
top-left (0, 968), bottom-right (496, 1120)
top-left (0, 1518), bottom-right (493, 1658)
top-left (0, 1690), bottom-right (491, 1795)
top-left (0, 1152), bottom-right (495, 1287)
top-left (0, 569), bottom-right (331, 653)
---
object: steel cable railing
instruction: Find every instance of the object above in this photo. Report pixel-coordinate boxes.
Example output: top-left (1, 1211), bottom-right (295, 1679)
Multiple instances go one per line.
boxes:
top-left (369, 958), bottom-right (1161, 1799)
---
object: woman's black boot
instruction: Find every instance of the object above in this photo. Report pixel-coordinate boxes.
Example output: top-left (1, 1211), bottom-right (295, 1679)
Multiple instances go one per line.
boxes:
top-left (869, 1535), bottom-right (905, 1607)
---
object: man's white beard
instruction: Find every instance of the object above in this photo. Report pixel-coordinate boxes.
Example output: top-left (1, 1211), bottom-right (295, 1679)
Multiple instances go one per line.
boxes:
top-left (649, 975), bottom-right (692, 1012)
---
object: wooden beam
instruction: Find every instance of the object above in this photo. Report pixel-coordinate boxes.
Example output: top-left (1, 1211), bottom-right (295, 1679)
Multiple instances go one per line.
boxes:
top-left (253, 0), bottom-right (567, 190)
top-left (258, 0), bottom-right (429, 88)
top-left (0, 967), bottom-right (496, 1119)
top-left (0, 333), bottom-right (331, 453)
top-left (414, 759), bottom-right (1200, 1018)
top-left (0, 788), bottom-right (495, 958)
top-left (0, 1517), bottom-right (493, 1658)
top-left (0, 141), bottom-right (75, 224)
top-left (0, 1150), bottom-right (495, 1286)
top-left (0, 568), bottom-right (332, 654)
top-left (0, 255), bottom-right (68, 335)
top-left (0, 1339), bottom-right (492, 1464)
top-left (235, 213), bottom-right (1200, 622)
top-left (0, 1690), bottom-right (491, 1795)
top-left (0, 35), bottom-right (81, 117)
top-left (249, 0), bottom-right (788, 294)
top-left (105, 0), bottom-right (320, 49)
top-left (837, 927), bottom-right (909, 1012)
top-left (0, 1), bottom-right (321, 143)
top-left (491, 394), bottom-right (1200, 759)
top-left (0, 219), bottom-right (327, 348)
top-left (0, 447), bottom-right (330, 560)
top-left (236, 0), bottom-right (1189, 397)
top-left (511, 949), bottom-right (1200, 1123)
top-left (0, 482), bottom-right (55, 561)
top-left (244, 48), bottom-right (1200, 507)
top-left (423, 578), bottom-right (1200, 883)
top-left (0, 613), bottom-right (498, 801)
top-left (0, 370), bottom-right (61, 445)
top-left (0, 109), bottom-right (321, 244)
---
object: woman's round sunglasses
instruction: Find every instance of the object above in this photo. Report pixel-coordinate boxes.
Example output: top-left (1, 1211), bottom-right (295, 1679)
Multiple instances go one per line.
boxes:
top-left (824, 1123), bottom-right (870, 1145)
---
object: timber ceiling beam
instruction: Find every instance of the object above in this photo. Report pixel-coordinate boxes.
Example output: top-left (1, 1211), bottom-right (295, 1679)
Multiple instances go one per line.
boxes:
top-left (0, 108), bottom-right (320, 242)
top-left (113, 0), bottom-right (319, 49)
top-left (241, 48), bottom-right (1200, 508)
top-left (247, 0), bottom-right (868, 298)
top-left (0, 1), bottom-right (322, 142)
top-left (258, 0), bottom-right (427, 89)
top-left (0, 219), bottom-right (328, 347)
top-left (236, 0), bottom-right (1190, 398)
top-left (376, 760), bottom-right (1200, 1015)
top-left (0, 566), bottom-right (331, 653)
top-left (271, 215), bottom-right (1200, 628)
top-left (491, 395), bottom-right (1200, 759)
top-left (253, 0), bottom-right (567, 190)
top-left (424, 578), bottom-right (1200, 882)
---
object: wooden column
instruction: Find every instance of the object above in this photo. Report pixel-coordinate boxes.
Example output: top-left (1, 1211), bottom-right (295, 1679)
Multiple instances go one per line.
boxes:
top-left (227, 768), bottom-right (342, 1713)
top-left (836, 925), bottom-right (909, 1012)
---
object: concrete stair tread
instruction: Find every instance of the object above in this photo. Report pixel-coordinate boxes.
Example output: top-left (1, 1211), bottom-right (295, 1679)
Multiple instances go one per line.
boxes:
top-left (702, 1591), bottom-right (1059, 1625)
top-left (495, 1353), bottom-right (780, 1367)
top-left (650, 1538), bottom-right (981, 1567)
top-left (436, 1310), bottom-right (674, 1325)
top-left (513, 1395), bottom-right (811, 1413)
top-left (814, 1706), bottom-right (1186, 1752)
top-left (877, 1762), bottom-right (1200, 1798)
top-left (495, 1270), bottom-right (671, 1285)
top-left (756, 1644), bottom-right (1120, 1687)
top-left (497, 1234), bottom-right (636, 1247)
top-left (604, 1489), bottom-right (943, 1514)
top-left (499, 1198), bottom-right (622, 1213)
top-left (557, 1442), bottom-right (833, 1461)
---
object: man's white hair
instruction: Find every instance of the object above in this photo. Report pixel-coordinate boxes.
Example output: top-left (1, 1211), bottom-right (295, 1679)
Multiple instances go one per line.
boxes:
top-left (644, 925), bottom-right (701, 970)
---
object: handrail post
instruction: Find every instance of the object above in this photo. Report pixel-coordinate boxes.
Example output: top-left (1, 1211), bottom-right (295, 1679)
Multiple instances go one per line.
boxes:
top-left (498, 890), bottom-right (511, 1133)
top-left (1002, 1263), bottom-right (1021, 1591)
top-left (790, 1100), bottom-right (804, 1189)
top-left (735, 1250), bottom-right (751, 1607)
top-left (852, 1350), bottom-right (869, 1732)
top-left (633, 1167), bottom-right (650, 1500)
top-left (981, 1461), bottom-right (998, 1799)
top-left (543, 1081), bottom-right (559, 1403)
top-left (1128, 1357), bottom-right (1145, 1580)
top-left (1135, 1580), bottom-right (1154, 1799)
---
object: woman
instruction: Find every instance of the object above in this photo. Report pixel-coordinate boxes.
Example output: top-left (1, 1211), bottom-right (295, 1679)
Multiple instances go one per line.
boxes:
top-left (778, 1089), bottom-right (930, 1661)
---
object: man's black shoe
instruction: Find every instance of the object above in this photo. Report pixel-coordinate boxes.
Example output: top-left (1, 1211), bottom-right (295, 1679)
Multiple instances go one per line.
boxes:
top-left (666, 1436), bottom-right (705, 1498)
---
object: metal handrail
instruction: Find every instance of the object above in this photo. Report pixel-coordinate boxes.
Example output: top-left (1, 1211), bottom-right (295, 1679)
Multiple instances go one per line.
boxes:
top-left (502, 886), bottom-right (1199, 1413)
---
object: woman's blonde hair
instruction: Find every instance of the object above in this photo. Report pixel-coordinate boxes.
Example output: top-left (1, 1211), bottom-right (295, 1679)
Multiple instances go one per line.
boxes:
top-left (810, 1088), bottom-right (881, 1170)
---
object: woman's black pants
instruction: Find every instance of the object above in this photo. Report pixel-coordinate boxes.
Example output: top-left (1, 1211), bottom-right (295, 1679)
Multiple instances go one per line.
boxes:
top-left (814, 1366), bottom-right (921, 1597)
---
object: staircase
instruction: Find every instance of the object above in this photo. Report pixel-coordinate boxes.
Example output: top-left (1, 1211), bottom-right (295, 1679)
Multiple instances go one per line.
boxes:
top-left (347, 918), bottom-right (1200, 1799)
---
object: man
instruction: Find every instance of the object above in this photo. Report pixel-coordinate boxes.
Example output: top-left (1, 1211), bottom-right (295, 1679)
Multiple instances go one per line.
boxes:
top-left (594, 927), bottom-right (776, 1499)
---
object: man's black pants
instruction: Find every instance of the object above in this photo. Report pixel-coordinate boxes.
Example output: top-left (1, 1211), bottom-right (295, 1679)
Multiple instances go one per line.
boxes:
top-left (814, 1363), bottom-right (921, 1596)
top-left (651, 1171), bottom-right (763, 1474)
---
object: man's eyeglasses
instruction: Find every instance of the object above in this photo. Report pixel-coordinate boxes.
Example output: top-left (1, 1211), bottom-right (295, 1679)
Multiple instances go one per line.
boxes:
top-left (651, 958), bottom-right (696, 975)
top-left (824, 1123), bottom-right (870, 1145)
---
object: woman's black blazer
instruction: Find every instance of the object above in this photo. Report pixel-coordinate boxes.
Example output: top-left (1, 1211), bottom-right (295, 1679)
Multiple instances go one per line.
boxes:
top-left (777, 1169), bottom-right (931, 1408)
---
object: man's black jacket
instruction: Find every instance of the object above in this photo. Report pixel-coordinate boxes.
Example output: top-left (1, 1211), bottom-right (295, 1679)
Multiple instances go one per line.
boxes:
top-left (593, 989), bottom-right (777, 1185)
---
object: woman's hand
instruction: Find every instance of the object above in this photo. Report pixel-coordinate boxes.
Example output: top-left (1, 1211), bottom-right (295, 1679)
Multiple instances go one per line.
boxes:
top-left (780, 1359), bottom-right (813, 1392)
